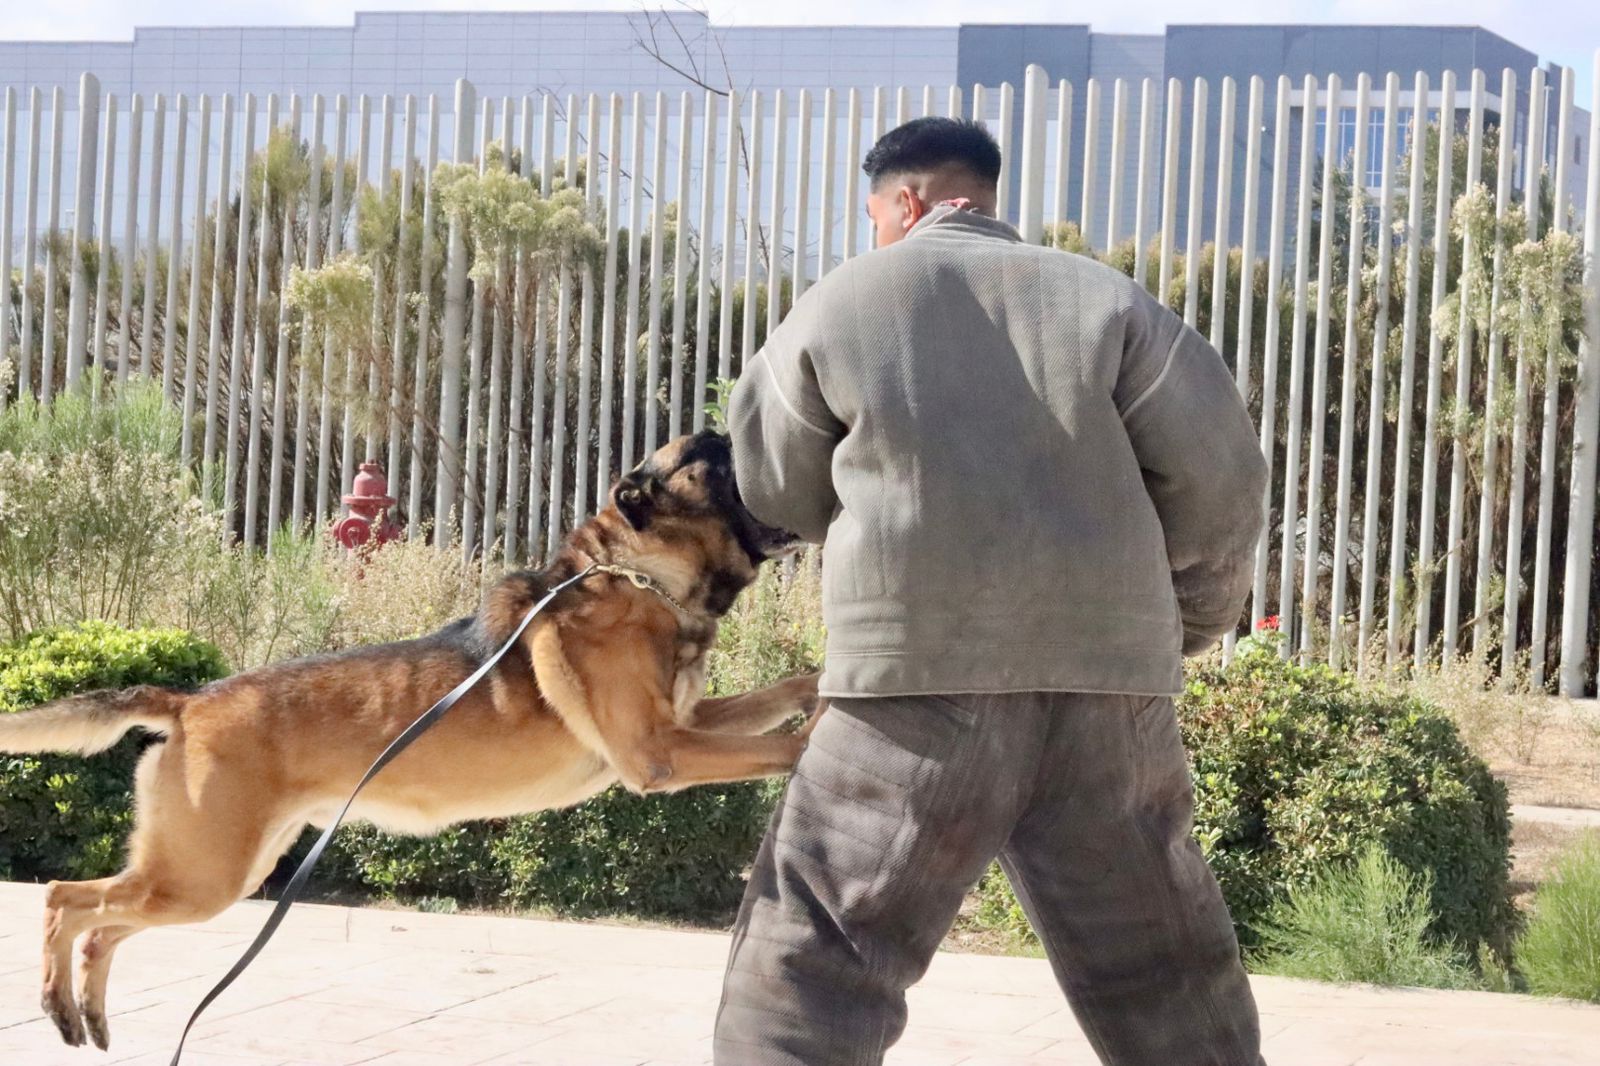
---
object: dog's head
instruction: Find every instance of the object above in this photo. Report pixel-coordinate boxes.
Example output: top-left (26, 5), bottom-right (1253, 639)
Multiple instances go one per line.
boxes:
top-left (610, 430), bottom-right (801, 565)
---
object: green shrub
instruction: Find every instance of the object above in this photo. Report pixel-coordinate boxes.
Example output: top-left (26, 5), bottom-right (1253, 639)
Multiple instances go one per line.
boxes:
top-left (0, 622), bottom-right (229, 881)
top-left (971, 637), bottom-right (1514, 958)
top-left (317, 560), bottom-right (822, 922)
top-left (1250, 845), bottom-right (1481, 988)
top-left (0, 383), bottom-right (214, 643)
top-left (1516, 834), bottom-right (1600, 1002)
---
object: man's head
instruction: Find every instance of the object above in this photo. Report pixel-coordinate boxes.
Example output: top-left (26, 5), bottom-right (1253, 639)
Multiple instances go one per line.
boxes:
top-left (862, 116), bottom-right (1002, 248)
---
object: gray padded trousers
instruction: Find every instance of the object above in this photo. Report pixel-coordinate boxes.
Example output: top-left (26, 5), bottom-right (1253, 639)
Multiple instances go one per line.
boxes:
top-left (713, 691), bottom-right (1265, 1066)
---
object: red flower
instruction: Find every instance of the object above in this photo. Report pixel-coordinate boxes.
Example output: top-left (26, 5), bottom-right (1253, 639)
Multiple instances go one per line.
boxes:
top-left (1257, 615), bottom-right (1280, 631)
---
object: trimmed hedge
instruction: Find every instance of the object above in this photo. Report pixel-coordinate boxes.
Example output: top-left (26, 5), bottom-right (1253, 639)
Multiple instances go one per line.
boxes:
top-left (973, 636), bottom-right (1515, 957)
top-left (0, 622), bottom-right (229, 881)
top-left (318, 782), bottom-right (782, 921)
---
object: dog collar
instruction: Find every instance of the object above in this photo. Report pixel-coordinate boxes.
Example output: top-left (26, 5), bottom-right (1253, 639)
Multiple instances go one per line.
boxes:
top-left (590, 563), bottom-right (690, 615)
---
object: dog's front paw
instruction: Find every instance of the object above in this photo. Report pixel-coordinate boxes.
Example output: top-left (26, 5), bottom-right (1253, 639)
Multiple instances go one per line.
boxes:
top-left (779, 672), bottom-right (822, 719)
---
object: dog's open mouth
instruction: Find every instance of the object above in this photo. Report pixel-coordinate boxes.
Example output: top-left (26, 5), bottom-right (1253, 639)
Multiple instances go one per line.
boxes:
top-left (728, 479), bottom-right (802, 560)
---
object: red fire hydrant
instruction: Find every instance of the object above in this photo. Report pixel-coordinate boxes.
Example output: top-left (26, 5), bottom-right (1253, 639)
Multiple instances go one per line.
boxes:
top-left (332, 461), bottom-right (403, 555)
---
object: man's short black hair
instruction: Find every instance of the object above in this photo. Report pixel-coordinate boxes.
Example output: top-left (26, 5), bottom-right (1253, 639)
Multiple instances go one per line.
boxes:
top-left (862, 117), bottom-right (1002, 189)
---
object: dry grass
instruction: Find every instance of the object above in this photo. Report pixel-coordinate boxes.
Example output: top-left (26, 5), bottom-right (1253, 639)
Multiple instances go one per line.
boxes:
top-left (1485, 705), bottom-right (1600, 810)
top-left (325, 536), bottom-right (499, 650)
top-left (1399, 655), bottom-right (1600, 809)
top-left (1510, 821), bottom-right (1597, 911)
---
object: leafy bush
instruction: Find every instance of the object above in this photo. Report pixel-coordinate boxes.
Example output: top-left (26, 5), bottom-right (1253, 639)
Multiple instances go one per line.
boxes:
top-left (0, 383), bottom-right (215, 642)
top-left (1516, 834), bottom-right (1600, 1002)
top-left (1250, 846), bottom-right (1481, 988)
top-left (0, 622), bottom-right (228, 881)
top-left (317, 559), bottom-right (822, 921)
top-left (972, 636), bottom-right (1514, 958)
top-left (1187, 638), bottom-right (1514, 956)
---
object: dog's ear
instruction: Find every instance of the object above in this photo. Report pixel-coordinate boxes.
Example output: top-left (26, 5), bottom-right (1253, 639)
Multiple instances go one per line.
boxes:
top-left (613, 472), bottom-right (658, 531)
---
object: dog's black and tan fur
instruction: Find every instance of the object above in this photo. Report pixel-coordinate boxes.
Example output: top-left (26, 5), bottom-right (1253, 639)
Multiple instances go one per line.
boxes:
top-left (0, 431), bottom-right (822, 1051)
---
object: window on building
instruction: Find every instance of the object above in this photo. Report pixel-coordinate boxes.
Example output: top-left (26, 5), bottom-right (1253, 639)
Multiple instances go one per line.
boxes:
top-left (1366, 109), bottom-right (1387, 186)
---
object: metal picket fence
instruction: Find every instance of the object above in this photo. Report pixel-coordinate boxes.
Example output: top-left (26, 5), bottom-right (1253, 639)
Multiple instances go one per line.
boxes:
top-left (1, 57), bottom-right (1598, 694)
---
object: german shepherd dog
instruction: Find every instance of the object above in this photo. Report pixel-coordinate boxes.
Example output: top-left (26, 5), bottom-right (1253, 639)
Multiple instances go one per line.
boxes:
top-left (0, 430), bottom-right (823, 1051)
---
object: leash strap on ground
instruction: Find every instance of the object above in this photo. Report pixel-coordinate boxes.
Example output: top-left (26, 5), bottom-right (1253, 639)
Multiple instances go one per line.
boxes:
top-left (167, 565), bottom-right (596, 1066)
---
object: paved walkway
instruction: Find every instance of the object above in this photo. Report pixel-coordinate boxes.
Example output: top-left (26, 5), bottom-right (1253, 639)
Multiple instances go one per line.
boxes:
top-left (1512, 803), bottom-right (1600, 829)
top-left (1, 882), bottom-right (1596, 1066)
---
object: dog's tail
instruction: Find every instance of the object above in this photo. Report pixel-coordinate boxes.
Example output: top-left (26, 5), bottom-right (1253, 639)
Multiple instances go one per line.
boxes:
top-left (0, 686), bottom-right (185, 755)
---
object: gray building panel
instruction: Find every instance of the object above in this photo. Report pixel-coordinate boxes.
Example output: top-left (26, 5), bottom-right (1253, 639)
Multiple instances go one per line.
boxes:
top-left (958, 24), bottom-right (1091, 226)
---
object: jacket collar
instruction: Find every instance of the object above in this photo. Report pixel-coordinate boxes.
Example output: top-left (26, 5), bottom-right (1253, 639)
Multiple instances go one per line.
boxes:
top-left (905, 202), bottom-right (1024, 244)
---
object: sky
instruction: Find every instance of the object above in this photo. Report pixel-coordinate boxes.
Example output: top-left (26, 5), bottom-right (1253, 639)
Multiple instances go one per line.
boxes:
top-left (2, 1), bottom-right (1596, 101)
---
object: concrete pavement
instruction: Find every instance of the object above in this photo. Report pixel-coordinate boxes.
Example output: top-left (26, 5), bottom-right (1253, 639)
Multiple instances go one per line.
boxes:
top-left (1, 881), bottom-right (1596, 1065)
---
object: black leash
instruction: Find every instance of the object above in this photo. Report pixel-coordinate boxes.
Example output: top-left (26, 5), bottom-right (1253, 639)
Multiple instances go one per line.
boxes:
top-left (168, 564), bottom-right (595, 1065)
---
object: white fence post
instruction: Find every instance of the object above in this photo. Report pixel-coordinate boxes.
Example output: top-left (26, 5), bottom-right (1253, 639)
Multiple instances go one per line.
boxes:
top-left (791, 89), bottom-right (813, 304)
top-left (1297, 73), bottom-right (1339, 661)
top-left (506, 93), bottom-right (536, 556)
top-left (267, 95), bottom-right (305, 541)
top-left (38, 87), bottom-right (64, 403)
top-left (0, 87), bottom-right (13, 402)
top-left (1051, 79), bottom-right (1072, 236)
top-left (1473, 69), bottom-right (1519, 661)
top-left (1560, 52), bottom-right (1600, 696)
top-left (1181, 77), bottom-right (1208, 328)
top-left (1502, 68), bottom-right (1548, 673)
top-left (597, 92), bottom-right (625, 500)
top-left (1133, 78), bottom-right (1156, 289)
top-left (1078, 80), bottom-right (1098, 250)
top-left (1251, 76), bottom-right (1294, 632)
top-left (1530, 67), bottom-right (1576, 688)
top-left (294, 94), bottom-right (327, 532)
top-left (16, 88), bottom-right (42, 400)
top-left (996, 82), bottom-right (1014, 223)
top-left (717, 90), bottom-right (741, 380)
top-left (222, 95), bottom-right (259, 528)
top-left (160, 95), bottom-right (187, 401)
top-left (1442, 72), bottom-right (1488, 661)
top-left (1106, 78), bottom-right (1127, 250)
top-left (64, 73), bottom-right (100, 390)
top-left (1329, 74), bottom-right (1372, 668)
top-left (670, 91), bottom-right (695, 439)
top-left (140, 94), bottom-right (166, 381)
top-left (180, 94), bottom-right (211, 464)
top-left (842, 89), bottom-right (861, 262)
top-left (645, 91), bottom-right (669, 453)
top-left (544, 95), bottom-right (579, 558)
top-left (88, 93), bottom-right (117, 397)
top-left (1386, 73), bottom-right (1431, 666)
top-left (741, 91), bottom-right (764, 362)
top-left (62, 75), bottom-right (100, 390)
top-left (765, 90), bottom-right (787, 342)
top-left (1279, 73), bottom-right (1319, 656)
top-left (1018, 64), bottom-right (1047, 246)
top-left (434, 79), bottom-right (475, 546)
top-left (387, 94), bottom-right (417, 495)
top-left (245, 95), bottom-right (281, 550)
top-left (115, 93), bottom-right (142, 383)
top-left (691, 89), bottom-right (719, 431)
top-left (1157, 77), bottom-right (1183, 307)
top-left (1413, 71), bottom-right (1458, 663)
top-left (199, 93), bottom-right (235, 496)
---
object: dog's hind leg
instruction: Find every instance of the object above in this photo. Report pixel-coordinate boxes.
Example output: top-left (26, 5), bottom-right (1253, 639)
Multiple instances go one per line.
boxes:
top-left (43, 736), bottom-right (293, 1049)
top-left (75, 925), bottom-right (134, 1051)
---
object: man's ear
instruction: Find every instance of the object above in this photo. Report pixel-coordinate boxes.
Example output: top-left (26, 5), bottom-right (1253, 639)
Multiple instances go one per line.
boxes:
top-left (897, 184), bottom-right (925, 231)
top-left (612, 472), bottom-right (657, 531)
